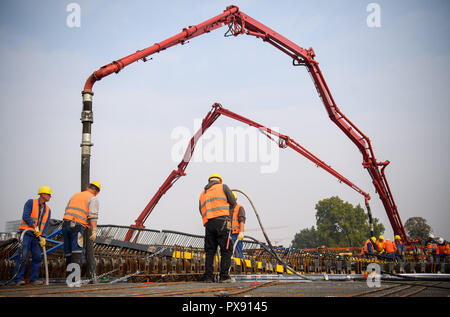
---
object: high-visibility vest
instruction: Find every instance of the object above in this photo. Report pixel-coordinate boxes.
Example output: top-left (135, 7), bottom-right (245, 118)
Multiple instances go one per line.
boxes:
top-left (18, 199), bottom-right (49, 232)
top-left (445, 244), bottom-right (450, 255)
top-left (377, 240), bottom-right (385, 253)
top-left (199, 183), bottom-right (230, 226)
top-left (362, 239), bottom-right (373, 254)
top-left (231, 204), bottom-right (241, 234)
top-left (63, 191), bottom-right (94, 228)
top-left (384, 240), bottom-right (396, 254)
top-left (426, 242), bottom-right (439, 254)
top-left (438, 244), bottom-right (446, 255)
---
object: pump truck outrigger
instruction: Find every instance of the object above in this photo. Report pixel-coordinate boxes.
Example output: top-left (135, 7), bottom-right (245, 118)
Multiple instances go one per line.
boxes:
top-left (79, 5), bottom-right (417, 245)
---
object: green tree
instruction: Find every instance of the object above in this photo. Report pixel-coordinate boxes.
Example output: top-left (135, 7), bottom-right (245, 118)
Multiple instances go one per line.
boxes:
top-left (291, 226), bottom-right (323, 249)
top-left (404, 217), bottom-right (432, 242)
top-left (291, 196), bottom-right (384, 248)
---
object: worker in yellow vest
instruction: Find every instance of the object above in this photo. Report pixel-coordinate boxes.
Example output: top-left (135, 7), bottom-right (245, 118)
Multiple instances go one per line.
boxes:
top-left (199, 173), bottom-right (236, 283)
top-left (13, 186), bottom-right (52, 286)
top-left (230, 191), bottom-right (246, 259)
top-left (62, 181), bottom-right (101, 272)
top-left (376, 236), bottom-right (385, 254)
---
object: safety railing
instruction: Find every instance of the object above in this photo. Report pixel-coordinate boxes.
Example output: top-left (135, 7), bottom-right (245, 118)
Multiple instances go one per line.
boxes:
top-left (97, 225), bottom-right (260, 250)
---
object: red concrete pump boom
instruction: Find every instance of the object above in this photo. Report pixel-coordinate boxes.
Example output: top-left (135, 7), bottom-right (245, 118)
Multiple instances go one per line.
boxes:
top-left (80, 5), bottom-right (414, 244)
top-left (124, 103), bottom-right (372, 242)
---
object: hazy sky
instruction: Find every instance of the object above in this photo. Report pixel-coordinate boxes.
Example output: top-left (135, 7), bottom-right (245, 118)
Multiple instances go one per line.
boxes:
top-left (0, 0), bottom-right (449, 246)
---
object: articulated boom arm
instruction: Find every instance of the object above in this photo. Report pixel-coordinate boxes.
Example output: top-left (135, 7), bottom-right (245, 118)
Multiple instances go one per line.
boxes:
top-left (125, 103), bottom-right (372, 242)
top-left (81, 5), bottom-right (412, 243)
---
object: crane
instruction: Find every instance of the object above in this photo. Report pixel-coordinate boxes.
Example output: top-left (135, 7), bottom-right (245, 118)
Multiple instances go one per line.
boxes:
top-left (80, 5), bottom-right (414, 244)
top-left (124, 102), bottom-right (372, 242)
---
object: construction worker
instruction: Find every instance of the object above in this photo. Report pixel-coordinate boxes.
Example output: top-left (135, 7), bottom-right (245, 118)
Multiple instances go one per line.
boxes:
top-left (426, 235), bottom-right (439, 263)
top-left (384, 238), bottom-right (396, 261)
top-left (437, 238), bottom-right (446, 263)
top-left (13, 186), bottom-right (52, 286)
top-left (445, 240), bottom-right (450, 263)
top-left (230, 191), bottom-right (246, 259)
top-left (394, 235), bottom-right (405, 262)
top-left (361, 237), bottom-right (377, 258)
top-left (199, 173), bottom-right (236, 283)
top-left (376, 235), bottom-right (385, 255)
top-left (62, 181), bottom-right (101, 274)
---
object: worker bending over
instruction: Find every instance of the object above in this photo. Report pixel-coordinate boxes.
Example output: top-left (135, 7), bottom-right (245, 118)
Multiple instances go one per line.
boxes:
top-left (361, 237), bottom-right (377, 258)
top-left (62, 181), bottom-right (101, 274)
top-left (14, 186), bottom-right (52, 286)
top-left (231, 191), bottom-right (246, 260)
top-left (376, 236), bottom-right (385, 255)
top-left (199, 173), bottom-right (236, 283)
top-left (383, 238), bottom-right (396, 261)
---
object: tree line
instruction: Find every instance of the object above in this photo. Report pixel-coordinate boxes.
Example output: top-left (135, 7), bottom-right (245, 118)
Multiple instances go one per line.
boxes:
top-left (291, 196), bottom-right (435, 248)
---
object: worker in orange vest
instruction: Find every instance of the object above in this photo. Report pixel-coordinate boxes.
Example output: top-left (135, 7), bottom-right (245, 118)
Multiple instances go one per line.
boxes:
top-left (62, 181), bottom-right (101, 272)
top-left (13, 186), bottom-right (52, 286)
top-left (199, 173), bottom-right (236, 283)
top-left (444, 240), bottom-right (450, 262)
top-left (384, 238), bottom-right (397, 261)
top-left (437, 237), bottom-right (446, 263)
top-left (426, 236), bottom-right (439, 262)
top-left (361, 237), bottom-right (377, 258)
top-left (230, 191), bottom-right (246, 259)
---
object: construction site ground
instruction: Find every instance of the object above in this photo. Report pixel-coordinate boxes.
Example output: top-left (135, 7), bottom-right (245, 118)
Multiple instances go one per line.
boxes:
top-left (1, 276), bottom-right (449, 298)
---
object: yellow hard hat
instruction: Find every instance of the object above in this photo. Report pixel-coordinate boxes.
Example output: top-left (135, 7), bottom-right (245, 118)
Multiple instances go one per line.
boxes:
top-left (394, 235), bottom-right (401, 240)
top-left (233, 191), bottom-right (237, 200)
top-left (371, 237), bottom-right (376, 243)
top-left (89, 181), bottom-right (101, 191)
top-left (208, 173), bottom-right (222, 183)
top-left (37, 186), bottom-right (52, 195)
top-left (379, 235), bottom-right (384, 240)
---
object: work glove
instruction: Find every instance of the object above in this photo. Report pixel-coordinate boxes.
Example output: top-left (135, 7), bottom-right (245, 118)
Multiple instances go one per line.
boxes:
top-left (90, 229), bottom-right (97, 241)
top-left (33, 227), bottom-right (42, 237)
top-left (238, 232), bottom-right (245, 241)
top-left (39, 237), bottom-right (46, 247)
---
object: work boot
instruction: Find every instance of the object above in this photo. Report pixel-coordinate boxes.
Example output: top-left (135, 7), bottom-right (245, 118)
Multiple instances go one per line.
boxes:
top-left (15, 280), bottom-right (26, 286)
top-left (219, 277), bottom-right (236, 283)
top-left (30, 280), bottom-right (44, 286)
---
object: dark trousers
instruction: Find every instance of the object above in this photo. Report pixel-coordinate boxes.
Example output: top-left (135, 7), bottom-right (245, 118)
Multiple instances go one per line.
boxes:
top-left (13, 233), bottom-right (42, 283)
top-left (204, 217), bottom-right (232, 281)
top-left (62, 220), bottom-right (85, 269)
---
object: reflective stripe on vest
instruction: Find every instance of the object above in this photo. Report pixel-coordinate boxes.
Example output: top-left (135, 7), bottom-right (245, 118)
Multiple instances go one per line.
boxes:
top-left (427, 242), bottom-right (439, 254)
top-left (63, 191), bottom-right (94, 228)
top-left (199, 183), bottom-right (230, 226)
top-left (19, 199), bottom-right (49, 232)
top-left (231, 204), bottom-right (241, 234)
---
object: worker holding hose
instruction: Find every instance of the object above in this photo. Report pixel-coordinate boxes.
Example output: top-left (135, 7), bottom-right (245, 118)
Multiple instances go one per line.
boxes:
top-left (199, 173), bottom-right (236, 283)
top-left (13, 186), bottom-right (52, 286)
top-left (231, 191), bottom-right (246, 261)
top-left (62, 181), bottom-right (101, 277)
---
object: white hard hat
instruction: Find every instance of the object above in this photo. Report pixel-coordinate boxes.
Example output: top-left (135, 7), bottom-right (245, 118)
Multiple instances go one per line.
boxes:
top-left (429, 234), bottom-right (435, 239)
top-left (438, 237), bottom-right (444, 244)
